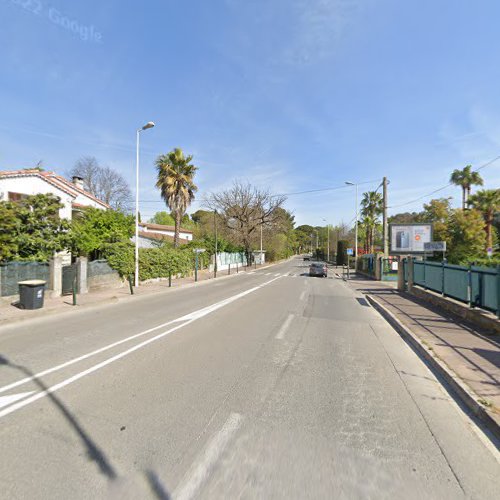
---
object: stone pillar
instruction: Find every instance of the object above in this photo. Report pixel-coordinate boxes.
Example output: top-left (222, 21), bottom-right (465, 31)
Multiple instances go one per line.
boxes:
top-left (397, 257), bottom-right (405, 291)
top-left (407, 257), bottom-right (414, 291)
top-left (49, 256), bottom-right (63, 298)
top-left (375, 256), bottom-right (382, 281)
top-left (77, 257), bottom-right (88, 294)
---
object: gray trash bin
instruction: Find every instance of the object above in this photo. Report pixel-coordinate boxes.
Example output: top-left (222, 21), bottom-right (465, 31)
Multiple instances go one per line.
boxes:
top-left (18, 280), bottom-right (46, 310)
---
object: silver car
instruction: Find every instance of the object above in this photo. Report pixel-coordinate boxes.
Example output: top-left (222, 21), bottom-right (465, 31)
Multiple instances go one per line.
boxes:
top-left (309, 262), bottom-right (327, 277)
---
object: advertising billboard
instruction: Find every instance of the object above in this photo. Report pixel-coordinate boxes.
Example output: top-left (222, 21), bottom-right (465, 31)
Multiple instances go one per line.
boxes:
top-left (390, 224), bottom-right (432, 254)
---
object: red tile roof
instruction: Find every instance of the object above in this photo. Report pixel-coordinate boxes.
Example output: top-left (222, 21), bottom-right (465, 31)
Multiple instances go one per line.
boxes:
top-left (138, 231), bottom-right (190, 245)
top-left (139, 222), bottom-right (193, 234)
top-left (0, 169), bottom-right (110, 209)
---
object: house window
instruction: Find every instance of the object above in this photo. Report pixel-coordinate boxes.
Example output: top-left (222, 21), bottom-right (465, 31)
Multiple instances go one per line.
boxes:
top-left (8, 192), bottom-right (28, 202)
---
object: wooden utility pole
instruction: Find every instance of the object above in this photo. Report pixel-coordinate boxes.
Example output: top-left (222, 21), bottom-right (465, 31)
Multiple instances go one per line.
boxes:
top-left (383, 177), bottom-right (389, 258)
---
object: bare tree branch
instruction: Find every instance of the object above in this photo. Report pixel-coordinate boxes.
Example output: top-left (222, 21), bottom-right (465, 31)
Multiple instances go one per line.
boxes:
top-left (68, 157), bottom-right (132, 211)
top-left (204, 181), bottom-right (287, 258)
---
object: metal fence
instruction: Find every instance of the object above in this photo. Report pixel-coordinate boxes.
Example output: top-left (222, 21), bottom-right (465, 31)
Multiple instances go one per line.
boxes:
top-left (358, 254), bottom-right (376, 277)
top-left (412, 260), bottom-right (499, 315)
top-left (88, 259), bottom-right (117, 278)
top-left (0, 261), bottom-right (50, 296)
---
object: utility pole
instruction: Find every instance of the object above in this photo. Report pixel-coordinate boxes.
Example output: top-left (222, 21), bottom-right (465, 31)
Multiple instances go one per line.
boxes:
top-left (383, 176), bottom-right (389, 258)
top-left (214, 210), bottom-right (218, 278)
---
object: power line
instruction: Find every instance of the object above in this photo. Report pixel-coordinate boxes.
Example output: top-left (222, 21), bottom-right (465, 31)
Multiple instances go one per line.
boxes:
top-left (388, 154), bottom-right (500, 209)
top-left (139, 179), bottom-right (381, 203)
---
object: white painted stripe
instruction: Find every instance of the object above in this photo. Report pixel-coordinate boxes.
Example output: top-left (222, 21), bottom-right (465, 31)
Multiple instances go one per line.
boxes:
top-left (299, 290), bottom-right (306, 301)
top-left (274, 273), bottom-right (280, 277)
top-left (275, 314), bottom-right (294, 340)
top-left (174, 413), bottom-right (243, 500)
top-left (265, 272), bottom-right (271, 275)
top-left (248, 271), bottom-right (256, 274)
top-left (0, 278), bottom-right (282, 419)
top-left (0, 391), bottom-right (34, 409)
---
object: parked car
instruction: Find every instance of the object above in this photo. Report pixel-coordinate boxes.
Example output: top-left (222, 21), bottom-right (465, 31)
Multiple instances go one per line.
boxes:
top-left (303, 255), bottom-right (311, 261)
top-left (309, 262), bottom-right (327, 277)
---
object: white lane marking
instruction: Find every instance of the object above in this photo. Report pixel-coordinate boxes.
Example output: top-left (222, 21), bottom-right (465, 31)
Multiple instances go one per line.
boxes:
top-left (174, 413), bottom-right (243, 500)
top-left (0, 278), bottom-right (282, 419)
top-left (248, 271), bottom-right (256, 274)
top-left (0, 277), bottom-right (283, 397)
top-left (274, 273), bottom-right (280, 277)
top-left (0, 391), bottom-right (34, 410)
top-left (265, 272), bottom-right (272, 275)
top-left (275, 314), bottom-right (294, 340)
top-left (299, 290), bottom-right (306, 301)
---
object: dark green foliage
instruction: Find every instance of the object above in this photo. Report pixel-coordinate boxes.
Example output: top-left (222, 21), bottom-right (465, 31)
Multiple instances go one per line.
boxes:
top-left (71, 207), bottom-right (134, 260)
top-left (103, 241), bottom-right (209, 281)
top-left (0, 194), bottom-right (70, 261)
top-left (336, 240), bottom-right (349, 265)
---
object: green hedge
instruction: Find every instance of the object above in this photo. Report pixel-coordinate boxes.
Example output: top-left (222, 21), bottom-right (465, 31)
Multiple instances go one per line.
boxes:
top-left (103, 242), bottom-right (205, 282)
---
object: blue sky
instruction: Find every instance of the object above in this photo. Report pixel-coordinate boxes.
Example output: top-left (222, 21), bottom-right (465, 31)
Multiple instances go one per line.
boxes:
top-left (1, 0), bottom-right (499, 226)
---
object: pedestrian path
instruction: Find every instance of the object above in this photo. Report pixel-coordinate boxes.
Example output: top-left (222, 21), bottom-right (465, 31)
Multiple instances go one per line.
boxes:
top-left (344, 274), bottom-right (500, 434)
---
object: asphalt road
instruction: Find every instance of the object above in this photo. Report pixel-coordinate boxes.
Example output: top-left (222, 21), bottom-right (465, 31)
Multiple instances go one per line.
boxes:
top-left (0, 257), bottom-right (499, 499)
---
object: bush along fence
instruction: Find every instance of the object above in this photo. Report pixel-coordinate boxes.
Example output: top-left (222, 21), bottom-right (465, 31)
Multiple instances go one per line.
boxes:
top-left (404, 258), bottom-right (500, 317)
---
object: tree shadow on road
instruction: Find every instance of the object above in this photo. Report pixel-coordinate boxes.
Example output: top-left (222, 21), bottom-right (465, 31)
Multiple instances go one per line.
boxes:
top-left (0, 354), bottom-right (172, 498)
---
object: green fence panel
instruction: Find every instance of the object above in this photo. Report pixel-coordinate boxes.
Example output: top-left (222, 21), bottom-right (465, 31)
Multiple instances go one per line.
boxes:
top-left (443, 264), bottom-right (469, 302)
top-left (471, 266), bottom-right (497, 312)
top-left (414, 261), bottom-right (425, 285)
top-left (0, 261), bottom-right (50, 296)
top-left (423, 262), bottom-right (442, 293)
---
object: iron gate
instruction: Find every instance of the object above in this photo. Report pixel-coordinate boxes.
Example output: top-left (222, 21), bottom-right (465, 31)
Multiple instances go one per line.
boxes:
top-left (62, 263), bottom-right (77, 295)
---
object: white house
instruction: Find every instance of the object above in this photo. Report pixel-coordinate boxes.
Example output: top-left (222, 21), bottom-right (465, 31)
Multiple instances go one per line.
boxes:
top-left (132, 222), bottom-right (194, 248)
top-left (0, 168), bottom-right (110, 219)
top-left (0, 169), bottom-right (109, 264)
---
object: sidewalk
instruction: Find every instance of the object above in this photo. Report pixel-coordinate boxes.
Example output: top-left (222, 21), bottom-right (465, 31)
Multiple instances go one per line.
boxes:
top-left (340, 272), bottom-right (500, 437)
top-left (0, 263), bottom-right (263, 327)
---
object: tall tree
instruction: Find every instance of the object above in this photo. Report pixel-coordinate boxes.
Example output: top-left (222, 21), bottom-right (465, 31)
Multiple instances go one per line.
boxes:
top-left (360, 191), bottom-right (383, 253)
top-left (468, 189), bottom-right (500, 251)
top-left (155, 148), bottom-right (198, 247)
top-left (204, 181), bottom-right (286, 261)
top-left (68, 156), bottom-right (132, 211)
top-left (450, 165), bottom-right (483, 209)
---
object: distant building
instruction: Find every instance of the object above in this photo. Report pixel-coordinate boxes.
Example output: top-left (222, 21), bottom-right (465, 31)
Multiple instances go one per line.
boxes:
top-left (0, 169), bottom-right (110, 219)
top-left (132, 222), bottom-right (193, 248)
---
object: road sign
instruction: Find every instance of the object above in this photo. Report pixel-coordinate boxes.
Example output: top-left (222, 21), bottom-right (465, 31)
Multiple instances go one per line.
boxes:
top-left (487, 247), bottom-right (493, 257)
top-left (193, 248), bottom-right (206, 253)
top-left (424, 241), bottom-right (446, 252)
top-left (346, 248), bottom-right (354, 256)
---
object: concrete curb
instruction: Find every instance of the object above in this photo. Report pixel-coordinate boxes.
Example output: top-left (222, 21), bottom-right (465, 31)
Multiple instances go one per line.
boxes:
top-left (365, 293), bottom-right (500, 441)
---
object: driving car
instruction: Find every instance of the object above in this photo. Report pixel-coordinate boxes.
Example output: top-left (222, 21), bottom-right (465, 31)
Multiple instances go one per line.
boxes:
top-left (309, 262), bottom-right (327, 277)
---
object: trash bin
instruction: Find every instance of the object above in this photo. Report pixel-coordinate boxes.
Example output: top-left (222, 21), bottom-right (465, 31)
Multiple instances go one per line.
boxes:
top-left (18, 280), bottom-right (46, 310)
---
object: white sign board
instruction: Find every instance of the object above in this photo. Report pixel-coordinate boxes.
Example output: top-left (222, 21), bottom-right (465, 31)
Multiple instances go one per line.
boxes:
top-left (390, 224), bottom-right (432, 254)
top-left (424, 241), bottom-right (446, 252)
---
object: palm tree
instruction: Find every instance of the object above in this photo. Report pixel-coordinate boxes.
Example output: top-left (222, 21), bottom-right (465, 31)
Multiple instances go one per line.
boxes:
top-left (360, 191), bottom-right (383, 252)
top-left (450, 165), bottom-right (483, 209)
top-left (155, 148), bottom-right (198, 247)
top-left (468, 189), bottom-right (500, 251)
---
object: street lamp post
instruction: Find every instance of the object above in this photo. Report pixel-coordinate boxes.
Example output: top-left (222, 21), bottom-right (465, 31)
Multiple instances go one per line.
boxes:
top-left (135, 121), bottom-right (155, 287)
top-left (345, 181), bottom-right (358, 261)
top-left (214, 210), bottom-right (218, 278)
top-left (322, 218), bottom-right (330, 262)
